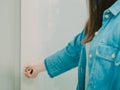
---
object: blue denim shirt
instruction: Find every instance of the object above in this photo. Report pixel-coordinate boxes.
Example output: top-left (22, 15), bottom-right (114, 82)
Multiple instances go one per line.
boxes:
top-left (44, 0), bottom-right (120, 90)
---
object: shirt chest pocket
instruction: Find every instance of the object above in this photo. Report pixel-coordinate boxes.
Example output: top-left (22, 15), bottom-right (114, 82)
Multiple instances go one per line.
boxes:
top-left (96, 44), bottom-right (120, 67)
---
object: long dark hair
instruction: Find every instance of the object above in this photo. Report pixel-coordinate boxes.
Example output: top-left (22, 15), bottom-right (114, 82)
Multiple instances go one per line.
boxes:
top-left (82, 0), bottom-right (116, 44)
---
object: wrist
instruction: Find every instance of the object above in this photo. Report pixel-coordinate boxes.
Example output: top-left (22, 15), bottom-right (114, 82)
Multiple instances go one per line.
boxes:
top-left (37, 60), bottom-right (46, 73)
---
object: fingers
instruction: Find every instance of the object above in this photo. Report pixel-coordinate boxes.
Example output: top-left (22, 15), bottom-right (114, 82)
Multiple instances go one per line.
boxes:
top-left (24, 64), bottom-right (34, 74)
top-left (24, 67), bottom-right (37, 78)
top-left (24, 64), bottom-right (39, 78)
top-left (24, 69), bottom-right (32, 78)
top-left (24, 65), bottom-right (33, 78)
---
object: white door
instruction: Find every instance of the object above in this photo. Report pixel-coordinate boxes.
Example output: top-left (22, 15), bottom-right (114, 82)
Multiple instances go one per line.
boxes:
top-left (0, 0), bottom-right (20, 90)
top-left (21, 0), bottom-right (87, 90)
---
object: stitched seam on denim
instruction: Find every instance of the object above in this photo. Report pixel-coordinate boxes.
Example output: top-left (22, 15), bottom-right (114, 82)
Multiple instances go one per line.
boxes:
top-left (50, 61), bottom-right (78, 75)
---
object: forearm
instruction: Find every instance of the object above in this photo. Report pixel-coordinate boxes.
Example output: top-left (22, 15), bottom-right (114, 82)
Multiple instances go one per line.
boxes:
top-left (44, 52), bottom-right (79, 78)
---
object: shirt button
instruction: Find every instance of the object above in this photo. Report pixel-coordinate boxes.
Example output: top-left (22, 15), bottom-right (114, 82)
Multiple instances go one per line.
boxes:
top-left (95, 32), bottom-right (98, 36)
top-left (111, 54), bottom-right (115, 58)
top-left (105, 15), bottom-right (109, 19)
top-left (89, 54), bottom-right (92, 58)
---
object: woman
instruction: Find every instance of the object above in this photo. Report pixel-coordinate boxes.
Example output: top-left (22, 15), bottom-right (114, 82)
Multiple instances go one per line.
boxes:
top-left (24, 0), bottom-right (120, 90)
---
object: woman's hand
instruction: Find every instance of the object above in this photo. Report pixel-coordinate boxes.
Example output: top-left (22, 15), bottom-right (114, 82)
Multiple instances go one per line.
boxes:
top-left (24, 61), bottom-right (46, 78)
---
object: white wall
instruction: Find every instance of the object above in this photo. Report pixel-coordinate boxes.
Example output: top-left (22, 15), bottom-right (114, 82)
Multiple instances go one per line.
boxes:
top-left (0, 0), bottom-right (20, 90)
top-left (21, 0), bottom-right (87, 90)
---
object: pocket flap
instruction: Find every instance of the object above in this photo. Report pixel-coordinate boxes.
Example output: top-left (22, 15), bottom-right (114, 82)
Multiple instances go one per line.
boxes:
top-left (96, 44), bottom-right (118, 62)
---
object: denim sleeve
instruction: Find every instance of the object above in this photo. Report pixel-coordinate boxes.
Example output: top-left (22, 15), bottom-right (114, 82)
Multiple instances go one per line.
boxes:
top-left (44, 30), bottom-right (85, 78)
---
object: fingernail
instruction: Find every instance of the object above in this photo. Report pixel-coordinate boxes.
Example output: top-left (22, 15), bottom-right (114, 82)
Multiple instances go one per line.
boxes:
top-left (25, 67), bottom-right (31, 72)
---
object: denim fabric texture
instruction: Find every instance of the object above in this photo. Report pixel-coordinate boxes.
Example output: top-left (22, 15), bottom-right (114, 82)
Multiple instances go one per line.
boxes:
top-left (44, 0), bottom-right (120, 90)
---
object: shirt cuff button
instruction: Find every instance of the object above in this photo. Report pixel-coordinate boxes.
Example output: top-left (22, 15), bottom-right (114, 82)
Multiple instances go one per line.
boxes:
top-left (89, 54), bottom-right (92, 58)
top-left (111, 54), bottom-right (115, 58)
